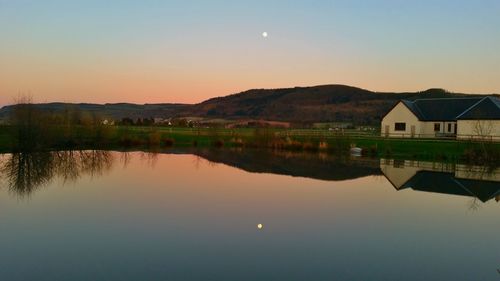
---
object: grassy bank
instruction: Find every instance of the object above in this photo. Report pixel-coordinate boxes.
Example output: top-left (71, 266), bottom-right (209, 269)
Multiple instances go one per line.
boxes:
top-left (1, 125), bottom-right (499, 164)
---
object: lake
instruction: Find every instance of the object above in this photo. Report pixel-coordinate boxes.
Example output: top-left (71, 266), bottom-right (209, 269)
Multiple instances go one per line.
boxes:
top-left (0, 149), bottom-right (499, 281)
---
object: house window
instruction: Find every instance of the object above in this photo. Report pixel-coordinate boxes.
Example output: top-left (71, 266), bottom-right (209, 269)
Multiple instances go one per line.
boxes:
top-left (447, 123), bottom-right (452, 132)
top-left (454, 124), bottom-right (457, 133)
top-left (394, 123), bottom-right (406, 131)
top-left (434, 123), bottom-right (440, 132)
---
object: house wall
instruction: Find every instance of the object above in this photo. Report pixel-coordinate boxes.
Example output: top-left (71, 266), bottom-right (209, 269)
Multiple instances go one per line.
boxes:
top-left (380, 159), bottom-right (455, 188)
top-left (381, 102), bottom-right (422, 138)
top-left (380, 160), bottom-right (421, 189)
top-left (457, 120), bottom-right (500, 141)
top-left (420, 121), bottom-right (457, 137)
top-left (420, 122), bottom-right (438, 137)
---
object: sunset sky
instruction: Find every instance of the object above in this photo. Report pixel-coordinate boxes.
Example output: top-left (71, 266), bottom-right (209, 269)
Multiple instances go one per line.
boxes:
top-left (1, 0), bottom-right (499, 106)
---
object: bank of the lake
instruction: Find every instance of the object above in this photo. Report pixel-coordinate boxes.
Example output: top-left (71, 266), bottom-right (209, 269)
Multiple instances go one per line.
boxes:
top-left (1, 125), bottom-right (499, 163)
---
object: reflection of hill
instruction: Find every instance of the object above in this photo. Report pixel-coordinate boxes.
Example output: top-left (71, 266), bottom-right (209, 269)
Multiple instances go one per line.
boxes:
top-left (184, 148), bottom-right (382, 181)
top-left (3, 149), bottom-right (498, 203)
top-left (381, 159), bottom-right (500, 202)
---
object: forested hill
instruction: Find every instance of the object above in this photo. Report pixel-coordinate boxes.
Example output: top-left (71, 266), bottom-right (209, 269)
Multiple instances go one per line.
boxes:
top-left (179, 85), bottom-right (486, 124)
top-left (0, 103), bottom-right (189, 121)
top-left (0, 85), bottom-right (494, 125)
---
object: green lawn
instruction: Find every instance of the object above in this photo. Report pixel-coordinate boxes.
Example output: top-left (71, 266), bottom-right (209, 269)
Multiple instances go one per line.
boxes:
top-left (353, 138), bottom-right (472, 160)
top-left (111, 126), bottom-right (499, 161)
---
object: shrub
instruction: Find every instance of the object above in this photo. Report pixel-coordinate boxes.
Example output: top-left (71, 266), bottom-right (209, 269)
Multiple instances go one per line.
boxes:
top-left (163, 138), bottom-right (175, 147)
top-left (212, 139), bottom-right (224, 148)
top-left (318, 141), bottom-right (328, 150)
top-left (231, 138), bottom-right (244, 147)
top-left (302, 141), bottom-right (317, 151)
top-left (119, 135), bottom-right (144, 147)
top-left (147, 131), bottom-right (161, 146)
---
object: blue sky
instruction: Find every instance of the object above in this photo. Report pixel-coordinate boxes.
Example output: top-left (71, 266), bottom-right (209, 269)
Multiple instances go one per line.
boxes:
top-left (1, 0), bottom-right (499, 105)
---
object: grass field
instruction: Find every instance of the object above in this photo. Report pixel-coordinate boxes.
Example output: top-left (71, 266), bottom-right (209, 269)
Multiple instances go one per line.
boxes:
top-left (0, 125), bottom-right (498, 163)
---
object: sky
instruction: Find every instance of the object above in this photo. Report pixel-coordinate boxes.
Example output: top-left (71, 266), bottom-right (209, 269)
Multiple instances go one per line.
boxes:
top-left (1, 0), bottom-right (499, 106)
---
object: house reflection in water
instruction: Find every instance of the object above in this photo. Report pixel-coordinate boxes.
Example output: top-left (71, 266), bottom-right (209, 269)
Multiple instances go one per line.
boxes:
top-left (380, 159), bottom-right (500, 203)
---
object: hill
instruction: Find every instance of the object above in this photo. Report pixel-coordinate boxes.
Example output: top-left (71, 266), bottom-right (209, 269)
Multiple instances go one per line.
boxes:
top-left (0, 102), bottom-right (188, 121)
top-left (0, 85), bottom-right (494, 125)
top-left (180, 85), bottom-right (485, 124)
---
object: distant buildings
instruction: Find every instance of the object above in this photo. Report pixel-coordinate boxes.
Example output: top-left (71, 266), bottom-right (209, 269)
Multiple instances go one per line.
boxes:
top-left (381, 96), bottom-right (500, 140)
top-left (101, 119), bottom-right (115, 126)
top-left (153, 118), bottom-right (172, 126)
top-left (225, 120), bottom-right (290, 129)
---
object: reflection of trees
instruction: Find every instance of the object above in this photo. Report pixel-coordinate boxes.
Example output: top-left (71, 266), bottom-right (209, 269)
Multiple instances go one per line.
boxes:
top-left (192, 155), bottom-right (203, 170)
top-left (0, 150), bottom-right (114, 197)
top-left (53, 150), bottom-right (80, 183)
top-left (139, 151), bottom-right (159, 168)
top-left (461, 163), bottom-right (498, 180)
top-left (1, 152), bottom-right (54, 196)
top-left (468, 197), bottom-right (481, 212)
top-left (120, 152), bottom-right (132, 168)
top-left (79, 150), bottom-right (113, 177)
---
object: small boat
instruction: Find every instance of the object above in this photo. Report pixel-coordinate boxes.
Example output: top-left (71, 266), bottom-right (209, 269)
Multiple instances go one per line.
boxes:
top-left (350, 146), bottom-right (362, 156)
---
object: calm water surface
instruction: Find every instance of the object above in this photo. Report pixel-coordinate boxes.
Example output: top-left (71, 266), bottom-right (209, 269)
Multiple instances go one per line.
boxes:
top-left (0, 150), bottom-right (499, 281)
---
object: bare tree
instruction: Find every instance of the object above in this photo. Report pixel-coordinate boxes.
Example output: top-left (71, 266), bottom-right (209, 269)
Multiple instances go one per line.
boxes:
top-left (472, 120), bottom-right (498, 162)
top-left (473, 120), bottom-right (493, 140)
top-left (10, 95), bottom-right (44, 151)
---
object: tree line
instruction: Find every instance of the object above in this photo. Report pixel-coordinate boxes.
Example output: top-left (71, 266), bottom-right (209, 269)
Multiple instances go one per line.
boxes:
top-left (8, 97), bottom-right (113, 151)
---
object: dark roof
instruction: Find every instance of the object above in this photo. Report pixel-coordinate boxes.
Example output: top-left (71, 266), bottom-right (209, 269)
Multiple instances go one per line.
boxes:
top-left (399, 171), bottom-right (500, 202)
top-left (456, 96), bottom-right (500, 120)
top-left (401, 97), bottom-right (484, 121)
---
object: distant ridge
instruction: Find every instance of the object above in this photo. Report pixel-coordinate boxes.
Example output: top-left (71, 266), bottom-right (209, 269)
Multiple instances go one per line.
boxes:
top-left (180, 85), bottom-right (492, 124)
top-left (0, 85), bottom-right (496, 125)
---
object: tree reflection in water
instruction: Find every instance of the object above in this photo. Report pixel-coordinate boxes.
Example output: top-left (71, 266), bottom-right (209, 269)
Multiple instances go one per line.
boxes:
top-left (139, 150), bottom-right (159, 168)
top-left (0, 150), bottom-right (114, 197)
top-left (1, 149), bottom-right (498, 205)
top-left (1, 152), bottom-right (54, 196)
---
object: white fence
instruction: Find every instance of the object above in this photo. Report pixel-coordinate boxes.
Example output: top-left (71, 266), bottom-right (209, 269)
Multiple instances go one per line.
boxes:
top-left (274, 130), bottom-right (500, 142)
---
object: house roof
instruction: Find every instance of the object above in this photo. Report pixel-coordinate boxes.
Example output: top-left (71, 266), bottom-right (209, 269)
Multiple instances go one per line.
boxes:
top-left (456, 96), bottom-right (500, 120)
top-left (401, 97), bottom-right (484, 121)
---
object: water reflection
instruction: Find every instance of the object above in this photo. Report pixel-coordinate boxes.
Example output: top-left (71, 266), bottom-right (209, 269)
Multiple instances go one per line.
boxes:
top-left (187, 148), bottom-right (382, 181)
top-left (1, 152), bottom-right (54, 196)
top-left (380, 159), bottom-right (500, 203)
top-left (1, 150), bottom-right (498, 281)
top-left (0, 150), bottom-right (113, 197)
top-left (0, 149), bottom-right (499, 204)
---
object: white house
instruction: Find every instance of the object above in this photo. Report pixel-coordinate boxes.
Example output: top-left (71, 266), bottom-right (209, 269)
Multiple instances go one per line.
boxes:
top-left (381, 96), bottom-right (500, 140)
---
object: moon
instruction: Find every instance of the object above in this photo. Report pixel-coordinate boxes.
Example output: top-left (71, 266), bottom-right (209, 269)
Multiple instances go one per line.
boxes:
top-left (257, 223), bottom-right (263, 229)
top-left (262, 32), bottom-right (268, 38)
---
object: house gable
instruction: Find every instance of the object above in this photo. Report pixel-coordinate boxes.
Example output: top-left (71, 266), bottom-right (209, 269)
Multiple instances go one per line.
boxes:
top-left (382, 101), bottom-right (420, 123)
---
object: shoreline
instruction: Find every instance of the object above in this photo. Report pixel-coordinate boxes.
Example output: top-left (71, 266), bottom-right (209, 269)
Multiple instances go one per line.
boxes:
top-left (1, 125), bottom-right (499, 165)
